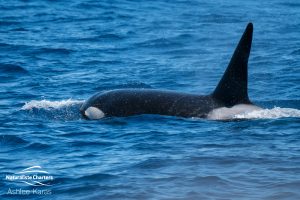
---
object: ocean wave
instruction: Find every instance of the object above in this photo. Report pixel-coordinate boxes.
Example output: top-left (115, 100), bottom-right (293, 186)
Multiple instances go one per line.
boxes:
top-left (21, 99), bottom-right (84, 110)
top-left (32, 47), bottom-right (74, 55)
top-left (234, 107), bottom-right (300, 119)
top-left (0, 63), bottom-right (29, 74)
top-left (0, 135), bottom-right (28, 146)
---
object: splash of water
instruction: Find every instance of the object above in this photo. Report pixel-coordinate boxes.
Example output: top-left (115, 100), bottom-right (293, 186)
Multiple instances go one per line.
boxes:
top-left (21, 99), bottom-right (84, 121)
top-left (21, 99), bottom-right (84, 110)
top-left (234, 107), bottom-right (300, 119)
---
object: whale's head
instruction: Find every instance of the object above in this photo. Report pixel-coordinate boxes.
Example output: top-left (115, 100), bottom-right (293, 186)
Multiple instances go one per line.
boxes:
top-left (80, 94), bottom-right (106, 120)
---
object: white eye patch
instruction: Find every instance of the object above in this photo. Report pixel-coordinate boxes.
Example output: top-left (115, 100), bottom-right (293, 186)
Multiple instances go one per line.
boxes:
top-left (84, 107), bottom-right (105, 120)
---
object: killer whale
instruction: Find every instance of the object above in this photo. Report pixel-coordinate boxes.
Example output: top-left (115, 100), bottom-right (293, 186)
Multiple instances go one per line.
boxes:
top-left (81, 23), bottom-right (261, 120)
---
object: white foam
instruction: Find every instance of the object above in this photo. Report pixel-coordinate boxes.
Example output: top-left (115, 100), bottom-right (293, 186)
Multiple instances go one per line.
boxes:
top-left (207, 104), bottom-right (300, 120)
top-left (234, 107), bottom-right (300, 119)
top-left (21, 99), bottom-right (84, 110)
top-left (84, 106), bottom-right (105, 119)
top-left (207, 104), bottom-right (262, 120)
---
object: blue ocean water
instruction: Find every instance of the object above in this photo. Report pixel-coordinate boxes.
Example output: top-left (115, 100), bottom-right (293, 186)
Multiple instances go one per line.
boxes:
top-left (1, 0), bottom-right (300, 199)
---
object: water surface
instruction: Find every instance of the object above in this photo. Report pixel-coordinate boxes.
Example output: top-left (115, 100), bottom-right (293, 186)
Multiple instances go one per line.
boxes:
top-left (0, 0), bottom-right (300, 199)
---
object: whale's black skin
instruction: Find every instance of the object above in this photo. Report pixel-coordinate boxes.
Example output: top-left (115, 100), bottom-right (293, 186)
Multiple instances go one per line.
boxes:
top-left (81, 89), bottom-right (223, 118)
top-left (81, 23), bottom-right (254, 119)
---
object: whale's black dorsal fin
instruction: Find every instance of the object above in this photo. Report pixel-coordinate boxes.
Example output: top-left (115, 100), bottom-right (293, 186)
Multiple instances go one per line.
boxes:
top-left (212, 23), bottom-right (253, 107)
